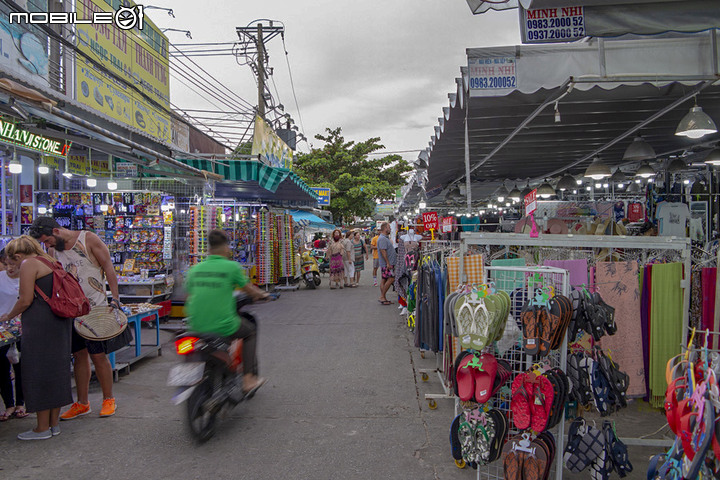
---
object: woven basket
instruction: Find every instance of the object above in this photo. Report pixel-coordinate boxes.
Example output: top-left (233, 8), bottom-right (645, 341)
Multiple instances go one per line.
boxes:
top-left (74, 306), bottom-right (128, 341)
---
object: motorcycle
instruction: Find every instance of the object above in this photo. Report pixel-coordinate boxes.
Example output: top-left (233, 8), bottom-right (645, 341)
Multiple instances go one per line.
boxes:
top-left (301, 250), bottom-right (322, 289)
top-left (167, 293), bottom-right (276, 443)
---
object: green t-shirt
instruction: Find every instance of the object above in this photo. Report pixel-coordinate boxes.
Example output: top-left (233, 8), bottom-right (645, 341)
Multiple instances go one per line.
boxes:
top-left (185, 255), bottom-right (249, 337)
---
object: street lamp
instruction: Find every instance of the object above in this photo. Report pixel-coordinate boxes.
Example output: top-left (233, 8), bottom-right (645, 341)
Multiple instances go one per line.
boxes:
top-left (161, 28), bottom-right (192, 39)
top-left (144, 6), bottom-right (175, 17)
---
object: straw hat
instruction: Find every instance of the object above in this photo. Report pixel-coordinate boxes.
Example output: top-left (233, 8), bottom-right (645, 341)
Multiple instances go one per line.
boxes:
top-left (546, 218), bottom-right (568, 235)
top-left (74, 306), bottom-right (128, 341)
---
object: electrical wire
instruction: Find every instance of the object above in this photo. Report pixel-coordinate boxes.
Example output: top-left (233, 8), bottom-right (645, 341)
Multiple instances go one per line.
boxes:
top-left (280, 33), bottom-right (307, 141)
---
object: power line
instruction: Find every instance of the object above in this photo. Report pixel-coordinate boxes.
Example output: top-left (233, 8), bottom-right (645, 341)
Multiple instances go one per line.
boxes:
top-left (280, 33), bottom-right (307, 141)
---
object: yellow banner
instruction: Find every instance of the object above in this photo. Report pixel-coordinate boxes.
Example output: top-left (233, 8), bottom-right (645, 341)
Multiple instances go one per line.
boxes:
top-left (75, 0), bottom-right (170, 144)
top-left (90, 156), bottom-right (110, 177)
top-left (251, 116), bottom-right (293, 170)
top-left (67, 155), bottom-right (88, 176)
top-left (42, 156), bottom-right (59, 170)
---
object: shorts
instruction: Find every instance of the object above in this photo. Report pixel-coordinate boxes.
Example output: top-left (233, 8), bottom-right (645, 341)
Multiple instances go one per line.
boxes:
top-left (382, 266), bottom-right (395, 280)
top-left (71, 328), bottom-right (108, 355)
top-left (373, 258), bottom-right (379, 270)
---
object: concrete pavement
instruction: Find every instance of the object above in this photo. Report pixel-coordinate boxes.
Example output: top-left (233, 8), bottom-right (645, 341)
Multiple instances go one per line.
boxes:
top-left (0, 265), bottom-right (474, 480)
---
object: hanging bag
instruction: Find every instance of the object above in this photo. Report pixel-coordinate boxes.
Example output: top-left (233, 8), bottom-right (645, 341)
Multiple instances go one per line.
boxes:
top-left (32, 256), bottom-right (91, 319)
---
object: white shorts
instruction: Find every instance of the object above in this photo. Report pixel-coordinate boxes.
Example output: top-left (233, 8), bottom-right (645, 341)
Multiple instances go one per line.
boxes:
top-left (343, 260), bottom-right (355, 277)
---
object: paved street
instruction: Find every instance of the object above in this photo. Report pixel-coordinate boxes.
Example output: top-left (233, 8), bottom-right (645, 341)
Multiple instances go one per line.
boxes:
top-left (0, 268), bottom-right (473, 480)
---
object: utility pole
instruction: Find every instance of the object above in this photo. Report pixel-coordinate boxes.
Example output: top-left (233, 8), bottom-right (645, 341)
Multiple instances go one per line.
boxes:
top-left (256, 23), bottom-right (265, 119)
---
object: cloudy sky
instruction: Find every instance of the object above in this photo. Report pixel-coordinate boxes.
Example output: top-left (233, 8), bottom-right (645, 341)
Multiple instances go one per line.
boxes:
top-left (145, 0), bottom-right (520, 161)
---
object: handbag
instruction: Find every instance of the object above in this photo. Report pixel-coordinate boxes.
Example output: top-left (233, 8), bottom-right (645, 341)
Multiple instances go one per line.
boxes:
top-left (74, 306), bottom-right (128, 341)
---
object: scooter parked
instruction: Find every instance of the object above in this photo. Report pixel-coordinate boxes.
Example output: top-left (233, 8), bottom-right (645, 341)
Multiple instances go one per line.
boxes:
top-left (301, 250), bottom-right (322, 289)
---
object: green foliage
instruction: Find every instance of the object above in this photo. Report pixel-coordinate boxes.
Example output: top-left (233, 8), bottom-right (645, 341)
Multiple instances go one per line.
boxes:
top-left (232, 141), bottom-right (253, 158)
top-left (294, 128), bottom-right (412, 224)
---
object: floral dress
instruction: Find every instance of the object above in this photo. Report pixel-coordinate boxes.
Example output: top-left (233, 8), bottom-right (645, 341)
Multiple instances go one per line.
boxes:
top-left (353, 240), bottom-right (364, 271)
top-left (327, 240), bottom-right (345, 283)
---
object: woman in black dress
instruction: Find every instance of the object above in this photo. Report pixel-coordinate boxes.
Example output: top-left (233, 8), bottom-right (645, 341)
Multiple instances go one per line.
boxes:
top-left (0, 236), bottom-right (73, 440)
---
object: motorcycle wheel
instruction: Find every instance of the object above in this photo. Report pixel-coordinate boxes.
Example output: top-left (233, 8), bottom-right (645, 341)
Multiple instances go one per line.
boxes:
top-left (305, 277), bottom-right (316, 289)
top-left (313, 273), bottom-right (321, 287)
top-left (186, 377), bottom-right (216, 443)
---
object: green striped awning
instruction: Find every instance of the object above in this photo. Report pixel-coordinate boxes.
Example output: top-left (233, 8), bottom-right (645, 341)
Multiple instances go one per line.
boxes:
top-left (176, 159), bottom-right (317, 197)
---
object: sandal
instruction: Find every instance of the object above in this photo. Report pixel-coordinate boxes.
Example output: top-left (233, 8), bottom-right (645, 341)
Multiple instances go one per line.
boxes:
top-left (380, 300), bottom-right (392, 305)
top-left (0, 409), bottom-right (14, 421)
top-left (14, 406), bottom-right (28, 418)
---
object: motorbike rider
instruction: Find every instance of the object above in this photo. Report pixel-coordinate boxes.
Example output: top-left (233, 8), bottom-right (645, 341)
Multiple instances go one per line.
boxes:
top-left (184, 229), bottom-right (268, 395)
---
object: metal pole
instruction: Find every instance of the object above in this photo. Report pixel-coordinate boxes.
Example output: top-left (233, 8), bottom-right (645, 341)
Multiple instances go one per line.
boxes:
top-left (257, 23), bottom-right (266, 119)
top-left (464, 103), bottom-right (472, 213)
top-left (1, 156), bottom-right (5, 236)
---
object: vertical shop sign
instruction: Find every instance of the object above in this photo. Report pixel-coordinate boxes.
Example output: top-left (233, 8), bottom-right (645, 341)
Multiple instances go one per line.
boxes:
top-left (524, 189), bottom-right (537, 216)
top-left (163, 226), bottom-right (172, 260)
top-left (468, 56), bottom-right (517, 94)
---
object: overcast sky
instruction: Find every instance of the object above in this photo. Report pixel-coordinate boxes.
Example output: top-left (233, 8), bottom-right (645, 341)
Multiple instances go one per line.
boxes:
top-left (145, 0), bottom-right (520, 161)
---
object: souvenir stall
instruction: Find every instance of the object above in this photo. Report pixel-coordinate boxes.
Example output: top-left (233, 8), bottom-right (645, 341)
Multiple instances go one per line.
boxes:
top-left (35, 190), bottom-right (175, 317)
top-left (410, 231), bottom-right (691, 478)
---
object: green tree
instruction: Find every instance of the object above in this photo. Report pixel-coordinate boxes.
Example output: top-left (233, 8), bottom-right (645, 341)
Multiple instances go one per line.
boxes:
top-left (294, 127), bottom-right (412, 224)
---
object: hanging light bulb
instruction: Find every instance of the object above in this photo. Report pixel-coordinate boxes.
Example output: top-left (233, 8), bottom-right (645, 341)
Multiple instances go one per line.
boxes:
top-left (595, 182), bottom-right (602, 189)
top-left (86, 147), bottom-right (96, 187)
top-left (418, 200), bottom-right (426, 209)
top-left (62, 171), bottom-right (73, 178)
top-left (635, 162), bottom-right (655, 179)
top-left (37, 159), bottom-right (50, 175)
top-left (623, 136), bottom-right (656, 161)
top-left (107, 179), bottom-right (118, 190)
top-left (496, 185), bottom-right (508, 203)
top-left (508, 185), bottom-right (522, 203)
top-left (703, 148), bottom-right (720, 166)
top-left (557, 175), bottom-right (576, 191)
top-left (602, 183), bottom-right (609, 188)
top-left (86, 177), bottom-right (97, 187)
top-left (537, 180), bottom-right (555, 199)
top-left (37, 206), bottom-right (47, 214)
top-left (8, 149), bottom-right (21, 174)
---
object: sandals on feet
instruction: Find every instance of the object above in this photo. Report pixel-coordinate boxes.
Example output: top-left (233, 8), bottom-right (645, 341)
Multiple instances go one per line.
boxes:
top-left (14, 407), bottom-right (28, 418)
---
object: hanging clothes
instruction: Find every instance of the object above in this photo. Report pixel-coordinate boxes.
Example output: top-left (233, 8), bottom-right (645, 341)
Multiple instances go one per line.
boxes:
top-left (394, 239), bottom-right (408, 304)
top-left (594, 261), bottom-right (646, 398)
top-left (648, 263), bottom-right (684, 408)
top-left (640, 264), bottom-right (652, 402)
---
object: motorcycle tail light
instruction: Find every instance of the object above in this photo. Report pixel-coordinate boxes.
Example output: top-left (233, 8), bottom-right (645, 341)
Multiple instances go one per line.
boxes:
top-left (175, 336), bottom-right (201, 355)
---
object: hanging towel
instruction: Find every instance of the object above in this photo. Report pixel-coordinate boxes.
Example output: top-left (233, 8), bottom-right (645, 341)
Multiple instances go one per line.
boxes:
top-left (491, 258), bottom-right (526, 292)
top-left (701, 268), bottom-right (718, 350)
top-left (544, 259), bottom-right (589, 290)
top-left (595, 261), bottom-right (646, 398)
top-left (649, 263), bottom-right (684, 408)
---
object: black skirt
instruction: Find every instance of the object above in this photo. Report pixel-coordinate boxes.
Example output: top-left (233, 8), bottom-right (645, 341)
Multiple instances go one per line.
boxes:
top-left (21, 273), bottom-right (73, 412)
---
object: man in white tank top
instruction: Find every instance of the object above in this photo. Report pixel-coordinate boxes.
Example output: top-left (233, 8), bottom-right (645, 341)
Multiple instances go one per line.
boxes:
top-left (30, 217), bottom-right (121, 419)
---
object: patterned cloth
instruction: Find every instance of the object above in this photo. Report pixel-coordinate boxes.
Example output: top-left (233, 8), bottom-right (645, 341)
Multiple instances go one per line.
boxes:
top-left (353, 240), bottom-right (364, 271)
top-left (595, 261), bottom-right (646, 398)
top-left (394, 239), bottom-right (408, 302)
top-left (447, 254), bottom-right (483, 288)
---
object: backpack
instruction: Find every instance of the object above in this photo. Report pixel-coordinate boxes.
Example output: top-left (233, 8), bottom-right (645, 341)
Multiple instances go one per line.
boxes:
top-left (33, 256), bottom-right (91, 319)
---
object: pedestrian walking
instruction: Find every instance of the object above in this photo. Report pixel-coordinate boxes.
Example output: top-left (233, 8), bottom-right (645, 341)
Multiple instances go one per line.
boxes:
top-left (352, 231), bottom-right (368, 285)
top-left (370, 231), bottom-right (380, 286)
top-left (377, 222), bottom-right (397, 305)
top-left (327, 229), bottom-right (345, 289)
top-left (30, 217), bottom-right (125, 419)
top-left (342, 231), bottom-right (357, 288)
top-left (1, 236), bottom-right (73, 440)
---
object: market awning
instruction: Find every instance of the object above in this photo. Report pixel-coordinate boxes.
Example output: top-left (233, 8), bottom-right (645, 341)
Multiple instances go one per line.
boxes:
top-left (288, 209), bottom-right (336, 230)
top-left (178, 159), bottom-right (317, 197)
top-left (421, 33), bottom-right (720, 195)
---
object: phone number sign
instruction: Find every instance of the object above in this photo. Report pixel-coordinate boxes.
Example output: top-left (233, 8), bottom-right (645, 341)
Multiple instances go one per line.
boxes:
top-left (468, 56), bottom-right (517, 93)
top-left (521, 6), bottom-right (585, 44)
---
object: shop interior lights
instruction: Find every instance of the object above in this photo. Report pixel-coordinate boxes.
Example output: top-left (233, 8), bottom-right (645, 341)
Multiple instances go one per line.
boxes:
top-left (704, 148), bottom-right (720, 166)
top-left (496, 185), bottom-right (507, 203)
top-left (635, 162), bottom-right (655, 178)
top-left (107, 179), bottom-right (118, 190)
top-left (86, 177), bottom-right (97, 187)
top-left (584, 156), bottom-right (611, 180)
top-left (676, 102), bottom-right (717, 139)
top-left (37, 206), bottom-right (47, 214)
top-left (508, 185), bottom-right (521, 202)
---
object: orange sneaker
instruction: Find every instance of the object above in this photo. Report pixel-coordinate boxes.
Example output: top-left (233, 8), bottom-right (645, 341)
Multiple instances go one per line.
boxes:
top-left (100, 398), bottom-right (116, 417)
top-left (60, 402), bottom-right (91, 421)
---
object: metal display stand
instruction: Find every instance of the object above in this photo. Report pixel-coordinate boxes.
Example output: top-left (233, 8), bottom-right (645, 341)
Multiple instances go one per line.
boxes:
top-left (458, 231), bottom-right (692, 464)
